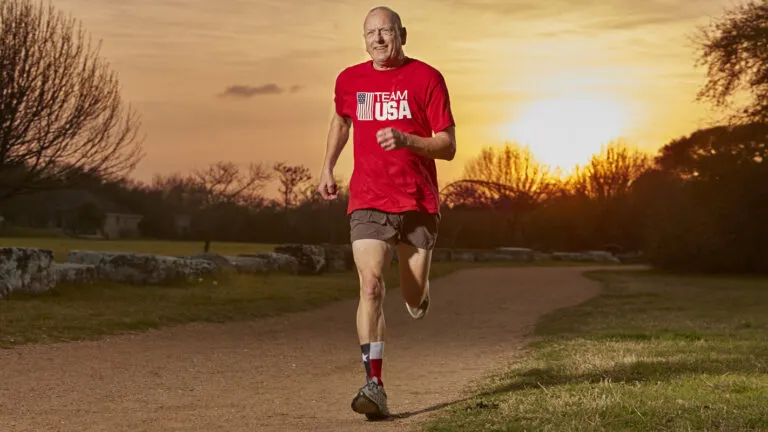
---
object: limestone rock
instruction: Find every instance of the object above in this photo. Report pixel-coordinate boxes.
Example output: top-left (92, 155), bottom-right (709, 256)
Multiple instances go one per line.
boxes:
top-left (551, 251), bottom-right (620, 263)
top-left (236, 253), bottom-right (300, 274)
top-left (273, 244), bottom-right (326, 274)
top-left (493, 247), bottom-right (535, 262)
top-left (67, 250), bottom-right (217, 285)
top-left (322, 244), bottom-right (354, 272)
top-left (53, 263), bottom-right (98, 285)
top-left (451, 250), bottom-right (477, 262)
top-left (534, 251), bottom-right (553, 261)
top-left (185, 252), bottom-right (237, 271)
top-left (0, 247), bottom-right (56, 299)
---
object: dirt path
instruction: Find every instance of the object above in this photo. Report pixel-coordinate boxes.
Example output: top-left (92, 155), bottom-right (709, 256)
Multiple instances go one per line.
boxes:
top-left (1, 266), bottom-right (614, 431)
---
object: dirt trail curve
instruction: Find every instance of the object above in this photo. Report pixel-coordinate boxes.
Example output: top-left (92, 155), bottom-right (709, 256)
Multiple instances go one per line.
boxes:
top-left (1, 266), bottom-right (619, 432)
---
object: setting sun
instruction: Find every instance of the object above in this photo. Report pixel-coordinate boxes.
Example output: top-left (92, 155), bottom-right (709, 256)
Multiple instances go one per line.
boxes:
top-left (499, 96), bottom-right (630, 170)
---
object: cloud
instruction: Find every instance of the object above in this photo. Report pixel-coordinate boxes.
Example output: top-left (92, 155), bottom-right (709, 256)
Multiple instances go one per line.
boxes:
top-left (218, 83), bottom-right (301, 98)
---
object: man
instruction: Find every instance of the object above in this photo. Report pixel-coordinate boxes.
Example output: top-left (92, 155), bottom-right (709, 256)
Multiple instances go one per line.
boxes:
top-left (317, 6), bottom-right (456, 420)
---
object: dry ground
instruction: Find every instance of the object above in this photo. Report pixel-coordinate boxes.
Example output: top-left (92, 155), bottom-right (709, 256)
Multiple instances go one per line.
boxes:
top-left (0, 266), bottom-right (617, 431)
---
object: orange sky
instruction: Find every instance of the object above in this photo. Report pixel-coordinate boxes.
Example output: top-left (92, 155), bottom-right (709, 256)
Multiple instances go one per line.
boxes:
top-left (54, 0), bottom-right (730, 195)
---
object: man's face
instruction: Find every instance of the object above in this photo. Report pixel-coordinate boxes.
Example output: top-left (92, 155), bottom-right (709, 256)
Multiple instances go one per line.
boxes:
top-left (363, 11), bottom-right (404, 66)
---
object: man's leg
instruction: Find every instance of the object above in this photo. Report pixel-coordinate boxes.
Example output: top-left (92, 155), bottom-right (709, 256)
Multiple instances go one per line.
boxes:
top-left (398, 243), bottom-right (432, 319)
top-left (353, 238), bottom-right (392, 381)
top-left (399, 211), bottom-right (438, 319)
top-left (348, 210), bottom-right (396, 419)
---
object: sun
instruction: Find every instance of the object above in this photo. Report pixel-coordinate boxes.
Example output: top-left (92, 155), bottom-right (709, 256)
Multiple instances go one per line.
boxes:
top-left (499, 96), bottom-right (630, 171)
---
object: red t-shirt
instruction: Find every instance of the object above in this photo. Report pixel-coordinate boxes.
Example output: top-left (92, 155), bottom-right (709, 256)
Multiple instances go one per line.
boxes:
top-left (334, 57), bottom-right (455, 215)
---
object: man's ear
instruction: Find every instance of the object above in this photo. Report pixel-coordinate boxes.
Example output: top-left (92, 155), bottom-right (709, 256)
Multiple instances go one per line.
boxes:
top-left (400, 27), bottom-right (407, 45)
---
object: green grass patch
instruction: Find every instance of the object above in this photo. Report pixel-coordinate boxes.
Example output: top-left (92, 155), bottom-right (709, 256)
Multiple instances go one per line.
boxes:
top-left (0, 237), bottom-right (275, 262)
top-left (422, 270), bottom-right (768, 432)
top-left (0, 259), bottom-right (577, 348)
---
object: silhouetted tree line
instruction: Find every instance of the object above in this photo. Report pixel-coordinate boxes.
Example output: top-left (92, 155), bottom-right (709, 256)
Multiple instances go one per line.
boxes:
top-left (441, 122), bottom-right (767, 274)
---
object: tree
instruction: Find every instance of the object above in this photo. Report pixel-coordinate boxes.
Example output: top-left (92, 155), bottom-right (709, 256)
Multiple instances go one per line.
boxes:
top-left (570, 139), bottom-right (652, 201)
top-left (150, 172), bottom-right (207, 212)
top-left (0, 0), bottom-right (144, 202)
top-left (638, 124), bottom-right (768, 273)
top-left (193, 161), bottom-right (271, 207)
top-left (440, 142), bottom-right (560, 247)
top-left (694, 0), bottom-right (768, 124)
top-left (443, 142), bottom-right (559, 210)
top-left (655, 122), bottom-right (768, 180)
top-left (273, 162), bottom-right (312, 211)
top-left (191, 161), bottom-right (271, 251)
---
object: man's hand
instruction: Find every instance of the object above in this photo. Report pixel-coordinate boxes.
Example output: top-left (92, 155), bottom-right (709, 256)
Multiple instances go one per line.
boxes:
top-left (317, 171), bottom-right (338, 200)
top-left (376, 127), bottom-right (408, 151)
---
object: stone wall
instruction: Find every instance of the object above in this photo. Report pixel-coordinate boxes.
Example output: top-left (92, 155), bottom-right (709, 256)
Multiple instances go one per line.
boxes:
top-left (0, 247), bottom-right (56, 299)
top-left (0, 243), bottom-right (631, 300)
top-left (68, 251), bottom-right (217, 285)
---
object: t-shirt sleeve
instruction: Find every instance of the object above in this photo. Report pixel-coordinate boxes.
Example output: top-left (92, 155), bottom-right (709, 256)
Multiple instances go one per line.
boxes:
top-left (425, 71), bottom-right (455, 134)
top-left (334, 71), bottom-right (350, 118)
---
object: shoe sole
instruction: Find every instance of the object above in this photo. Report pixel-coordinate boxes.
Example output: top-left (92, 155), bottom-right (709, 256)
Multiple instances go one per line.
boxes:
top-left (406, 295), bottom-right (430, 320)
top-left (351, 392), bottom-right (389, 420)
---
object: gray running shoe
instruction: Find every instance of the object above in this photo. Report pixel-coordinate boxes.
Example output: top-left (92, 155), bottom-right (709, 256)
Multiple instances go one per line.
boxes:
top-left (406, 290), bottom-right (430, 320)
top-left (351, 377), bottom-right (390, 420)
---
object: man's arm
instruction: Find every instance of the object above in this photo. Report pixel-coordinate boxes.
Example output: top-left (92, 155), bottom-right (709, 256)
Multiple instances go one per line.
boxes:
top-left (321, 113), bottom-right (352, 173)
top-left (318, 113), bottom-right (351, 199)
top-left (376, 126), bottom-right (456, 161)
top-left (403, 126), bottom-right (456, 161)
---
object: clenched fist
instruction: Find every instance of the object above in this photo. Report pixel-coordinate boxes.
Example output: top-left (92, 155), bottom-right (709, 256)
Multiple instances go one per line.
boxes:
top-left (317, 171), bottom-right (337, 200)
top-left (376, 127), bottom-right (408, 151)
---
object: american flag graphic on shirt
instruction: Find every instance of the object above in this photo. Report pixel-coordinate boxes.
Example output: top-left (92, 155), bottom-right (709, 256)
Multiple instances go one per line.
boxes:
top-left (356, 92), bottom-right (374, 121)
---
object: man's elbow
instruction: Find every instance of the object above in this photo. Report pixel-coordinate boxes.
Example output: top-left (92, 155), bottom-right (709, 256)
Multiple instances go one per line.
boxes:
top-left (443, 141), bottom-right (456, 161)
top-left (333, 113), bottom-right (351, 132)
top-left (441, 133), bottom-right (456, 161)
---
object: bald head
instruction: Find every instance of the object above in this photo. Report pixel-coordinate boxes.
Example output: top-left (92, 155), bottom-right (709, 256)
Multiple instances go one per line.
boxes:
top-left (365, 6), bottom-right (403, 32)
top-left (363, 6), bottom-right (407, 70)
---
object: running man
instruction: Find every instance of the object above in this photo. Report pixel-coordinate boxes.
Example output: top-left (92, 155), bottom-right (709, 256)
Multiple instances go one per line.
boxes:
top-left (317, 5), bottom-right (456, 420)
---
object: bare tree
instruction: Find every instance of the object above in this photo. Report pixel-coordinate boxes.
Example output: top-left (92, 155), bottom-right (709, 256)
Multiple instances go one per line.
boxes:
top-left (443, 142), bottom-right (559, 209)
top-left (0, 0), bottom-right (144, 201)
top-left (193, 161), bottom-right (272, 207)
top-left (186, 161), bottom-right (271, 252)
top-left (149, 172), bottom-right (207, 211)
top-left (693, 0), bottom-right (768, 125)
top-left (570, 139), bottom-right (652, 200)
top-left (273, 162), bottom-right (312, 210)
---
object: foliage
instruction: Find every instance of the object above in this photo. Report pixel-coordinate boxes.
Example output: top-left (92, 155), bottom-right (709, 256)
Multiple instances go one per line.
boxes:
top-left (694, 0), bottom-right (768, 125)
top-left (0, 0), bottom-right (143, 201)
top-left (640, 123), bottom-right (768, 273)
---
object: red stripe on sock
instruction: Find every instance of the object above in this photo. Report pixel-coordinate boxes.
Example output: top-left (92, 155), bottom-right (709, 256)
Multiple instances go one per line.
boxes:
top-left (369, 359), bottom-right (383, 385)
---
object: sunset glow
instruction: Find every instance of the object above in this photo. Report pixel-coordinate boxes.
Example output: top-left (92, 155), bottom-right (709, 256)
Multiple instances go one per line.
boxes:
top-left (500, 96), bottom-right (630, 170)
top-left (47, 0), bottom-right (735, 194)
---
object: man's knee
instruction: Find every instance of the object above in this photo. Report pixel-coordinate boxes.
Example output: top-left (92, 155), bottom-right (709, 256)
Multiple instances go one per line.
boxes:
top-left (359, 271), bottom-right (385, 302)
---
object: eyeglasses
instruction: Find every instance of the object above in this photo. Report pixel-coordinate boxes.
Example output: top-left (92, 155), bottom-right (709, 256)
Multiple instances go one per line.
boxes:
top-left (364, 27), bottom-right (396, 39)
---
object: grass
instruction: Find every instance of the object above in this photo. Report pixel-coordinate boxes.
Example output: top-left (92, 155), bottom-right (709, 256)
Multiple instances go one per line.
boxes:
top-left (421, 270), bottom-right (768, 432)
top-left (0, 258), bottom-right (574, 348)
top-left (0, 236), bottom-right (275, 262)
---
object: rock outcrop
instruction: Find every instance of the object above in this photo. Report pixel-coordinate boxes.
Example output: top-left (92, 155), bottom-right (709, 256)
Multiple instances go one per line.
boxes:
top-left (0, 247), bottom-right (56, 299)
top-left (322, 244), bottom-right (354, 272)
top-left (551, 251), bottom-right (621, 263)
top-left (53, 263), bottom-right (98, 285)
top-left (67, 251), bottom-right (218, 285)
top-left (273, 244), bottom-right (326, 274)
top-left (234, 253), bottom-right (300, 274)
